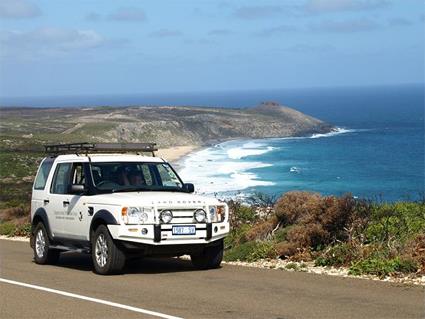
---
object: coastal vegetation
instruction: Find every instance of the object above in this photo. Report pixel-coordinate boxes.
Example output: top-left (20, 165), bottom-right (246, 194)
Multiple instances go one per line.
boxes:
top-left (224, 192), bottom-right (425, 278)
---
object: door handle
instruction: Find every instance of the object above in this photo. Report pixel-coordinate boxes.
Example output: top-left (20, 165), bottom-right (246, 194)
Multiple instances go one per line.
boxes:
top-left (43, 199), bottom-right (49, 205)
top-left (63, 201), bottom-right (70, 206)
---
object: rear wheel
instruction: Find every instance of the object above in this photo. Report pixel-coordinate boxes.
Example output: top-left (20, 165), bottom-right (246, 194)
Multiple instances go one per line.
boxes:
top-left (92, 225), bottom-right (126, 275)
top-left (33, 222), bottom-right (60, 265)
top-left (191, 240), bottom-right (223, 270)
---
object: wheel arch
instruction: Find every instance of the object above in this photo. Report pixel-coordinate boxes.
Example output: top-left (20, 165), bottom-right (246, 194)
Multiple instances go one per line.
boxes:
top-left (89, 209), bottom-right (119, 241)
top-left (32, 208), bottom-right (53, 240)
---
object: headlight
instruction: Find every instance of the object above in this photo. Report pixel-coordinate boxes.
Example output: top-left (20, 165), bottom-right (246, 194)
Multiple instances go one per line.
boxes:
top-left (208, 205), bottom-right (226, 222)
top-left (194, 209), bottom-right (206, 223)
top-left (122, 207), bottom-right (152, 224)
top-left (160, 210), bottom-right (173, 223)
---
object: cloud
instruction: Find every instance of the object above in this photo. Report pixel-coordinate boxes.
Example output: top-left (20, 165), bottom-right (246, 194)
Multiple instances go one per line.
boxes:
top-left (0, 0), bottom-right (41, 19)
top-left (208, 29), bottom-right (233, 36)
top-left (310, 19), bottom-right (380, 32)
top-left (85, 12), bottom-right (102, 22)
top-left (149, 29), bottom-right (182, 38)
top-left (286, 43), bottom-right (336, 53)
top-left (304, 0), bottom-right (389, 13)
top-left (388, 17), bottom-right (413, 27)
top-left (108, 7), bottom-right (146, 22)
top-left (256, 25), bottom-right (298, 37)
top-left (233, 5), bottom-right (284, 19)
top-left (0, 27), bottom-right (117, 60)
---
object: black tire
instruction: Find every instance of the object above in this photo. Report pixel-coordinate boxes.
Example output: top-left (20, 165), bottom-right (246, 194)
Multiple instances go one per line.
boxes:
top-left (91, 225), bottom-right (126, 275)
top-left (33, 222), bottom-right (60, 265)
top-left (191, 240), bottom-right (223, 270)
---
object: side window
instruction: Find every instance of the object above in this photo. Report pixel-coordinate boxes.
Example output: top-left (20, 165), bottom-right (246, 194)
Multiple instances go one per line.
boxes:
top-left (50, 163), bottom-right (72, 194)
top-left (34, 157), bottom-right (54, 190)
top-left (71, 163), bottom-right (85, 185)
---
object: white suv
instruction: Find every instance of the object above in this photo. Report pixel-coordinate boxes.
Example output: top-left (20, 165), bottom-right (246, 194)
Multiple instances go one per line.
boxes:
top-left (30, 143), bottom-right (229, 275)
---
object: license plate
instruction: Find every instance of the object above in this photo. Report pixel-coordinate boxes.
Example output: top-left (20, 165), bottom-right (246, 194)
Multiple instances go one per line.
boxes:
top-left (172, 225), bottom-right (196, 235)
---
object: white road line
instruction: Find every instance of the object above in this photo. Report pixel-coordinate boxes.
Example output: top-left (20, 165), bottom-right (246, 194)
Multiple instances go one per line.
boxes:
top-left (0, 278), bottom-right (183, 319)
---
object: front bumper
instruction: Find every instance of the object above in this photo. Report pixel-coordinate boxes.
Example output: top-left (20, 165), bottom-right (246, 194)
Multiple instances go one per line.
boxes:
top-left (107, 222), bottom-right (229, 245)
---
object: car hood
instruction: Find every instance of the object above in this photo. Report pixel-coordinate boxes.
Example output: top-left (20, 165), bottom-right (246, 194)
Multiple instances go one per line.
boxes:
top-left (86, 191), bottom-right (222, 208)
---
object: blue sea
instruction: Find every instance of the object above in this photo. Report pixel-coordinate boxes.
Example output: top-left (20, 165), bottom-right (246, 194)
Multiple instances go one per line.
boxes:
top-left (2, 84), bottom-right (424, 201)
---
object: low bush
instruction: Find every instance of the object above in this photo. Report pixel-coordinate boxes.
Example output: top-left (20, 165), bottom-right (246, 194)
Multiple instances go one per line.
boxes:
top-left (224, 240), bottom-right (277, 262)
top-left (224, 224), bottom-right (252, 249)
top-left (14, 223), bottom-right (31, 237)
top-left (365, 202), bottom-right (425, 245)
top-left (315, 243), bottom-right (360, 267)
top-left (0, 222), bottom-right (16, 236)
top-left (244, 217), bottom-right (278, 241)
top-left (349, 257), bottom-right (418, 278)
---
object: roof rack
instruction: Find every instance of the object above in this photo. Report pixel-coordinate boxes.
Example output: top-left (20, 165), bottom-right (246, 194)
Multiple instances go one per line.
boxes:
top-left (44, 142), bottom-right (158, 156)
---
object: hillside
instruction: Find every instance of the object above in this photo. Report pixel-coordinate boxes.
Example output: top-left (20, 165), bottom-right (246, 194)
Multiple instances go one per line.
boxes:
top-left (0, 102), bottom-right (333, 149)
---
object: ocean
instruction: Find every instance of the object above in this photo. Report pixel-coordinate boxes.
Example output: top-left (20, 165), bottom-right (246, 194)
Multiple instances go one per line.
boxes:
top-left (177, 85), bottom-right (425, 202)
top-left (2, 84), bottom-right (424, 201)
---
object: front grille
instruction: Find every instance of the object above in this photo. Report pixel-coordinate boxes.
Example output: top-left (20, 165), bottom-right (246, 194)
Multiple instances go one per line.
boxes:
top-left (158, 208), bottom-right (200, 224)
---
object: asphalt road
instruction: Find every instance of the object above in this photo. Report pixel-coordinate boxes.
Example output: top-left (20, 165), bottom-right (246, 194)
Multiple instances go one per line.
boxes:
top-left (0, 239), bottom-right (424, 319)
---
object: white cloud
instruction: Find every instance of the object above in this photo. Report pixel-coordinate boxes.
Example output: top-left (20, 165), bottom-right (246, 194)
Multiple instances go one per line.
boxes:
top-left (304, 0), bottom-right (389, 13)
top-left (0, 27), bottom-right (108, 60)
top-left (310, 19), bottom-right (380, 32)
top-left (388, 17), bottom-right (413, 26)
top-left (233, 5), bottom-right (284, 19)
top-left (149, 29), bottom-right (182, 38)
top-left (0, 0), bottom-right (41, 19)
top-left (108, 7), bottom-right (146, 21)
top-left (257, 25), bottom-right (298, 37)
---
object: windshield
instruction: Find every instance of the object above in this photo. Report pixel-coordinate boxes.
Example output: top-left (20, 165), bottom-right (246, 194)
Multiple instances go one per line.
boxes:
top-left (90, 162), bottom-right (184, 192)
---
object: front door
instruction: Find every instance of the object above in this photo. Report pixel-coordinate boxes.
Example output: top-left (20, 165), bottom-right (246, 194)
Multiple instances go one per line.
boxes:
top-left (62, 162), bottom-right (90, 241)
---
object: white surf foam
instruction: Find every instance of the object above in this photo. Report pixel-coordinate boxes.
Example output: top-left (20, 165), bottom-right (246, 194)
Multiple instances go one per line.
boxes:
top-left (178, 140), bottom-right (275, 194)
top-left (310, 127), bottom-right (355, 139)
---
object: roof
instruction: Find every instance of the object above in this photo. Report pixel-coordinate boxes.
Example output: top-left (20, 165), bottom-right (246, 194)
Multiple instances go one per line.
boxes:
top-left (52, 153), bottom-right (165, 163)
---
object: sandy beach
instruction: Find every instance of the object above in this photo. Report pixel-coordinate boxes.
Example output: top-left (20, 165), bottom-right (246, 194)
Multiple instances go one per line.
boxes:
top-left (156, 145), bottom-right (198, 164)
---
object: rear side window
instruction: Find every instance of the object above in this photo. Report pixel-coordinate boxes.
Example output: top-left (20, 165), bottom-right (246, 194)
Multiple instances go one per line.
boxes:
top-left (50, 163), bottom-right (72, 194)
top-left (34, 157), bottom-right (55, 190)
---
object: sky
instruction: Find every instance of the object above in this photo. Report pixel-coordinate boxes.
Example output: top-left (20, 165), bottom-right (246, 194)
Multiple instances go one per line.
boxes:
top-left (0, 0), bottom-right (424, 97)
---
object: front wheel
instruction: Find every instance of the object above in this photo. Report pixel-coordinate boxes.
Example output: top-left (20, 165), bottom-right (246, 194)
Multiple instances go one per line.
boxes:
top-left (191, 240), bottom-right (223, 270)
top-left (92, 225), bottom-right (126, 275)
top-left (33, 223), bottom-right (60, 265)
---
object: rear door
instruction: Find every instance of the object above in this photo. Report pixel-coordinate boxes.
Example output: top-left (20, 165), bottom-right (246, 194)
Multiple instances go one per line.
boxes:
top-left (31, 157), bottom-right (55, 220)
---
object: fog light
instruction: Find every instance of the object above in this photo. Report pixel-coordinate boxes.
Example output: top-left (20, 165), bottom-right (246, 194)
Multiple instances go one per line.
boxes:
top-left (194, 209), bottom-right (206, 223)
top-left (160, 210), bottom-right (173, 223)
top-left (141, 228), bottom-right (148, 235)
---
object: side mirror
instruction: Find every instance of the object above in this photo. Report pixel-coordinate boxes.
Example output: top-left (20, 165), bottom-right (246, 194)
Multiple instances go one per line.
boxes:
top-left (70, 184), bottom-right (85, 194)
top-left (183, 183), bottom-right (194, 193)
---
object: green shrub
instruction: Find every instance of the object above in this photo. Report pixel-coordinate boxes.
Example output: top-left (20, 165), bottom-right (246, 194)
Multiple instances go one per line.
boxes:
top-left (14, 223), bottom-right (31, 237)
top-left (366, 202), bottom-right (425, 244)
top-left (0, 222), bottom-right (16, 236)
top-left (349, 257), bottom-right (418, 278)
top-left (234, 205), bottom-right (257, 223)
top-left (224, 224), bottom-right (252, 249)
top-left (248, 241), bottom-right (277, 261)
top-left (273, 226), bottom-right (292, 242)
top-left (315, 243), bottom-right (359, 267)
top-left (224, 241), bottom-right (277, 262)
top-left (285, 262), bottom-right (299, 270)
